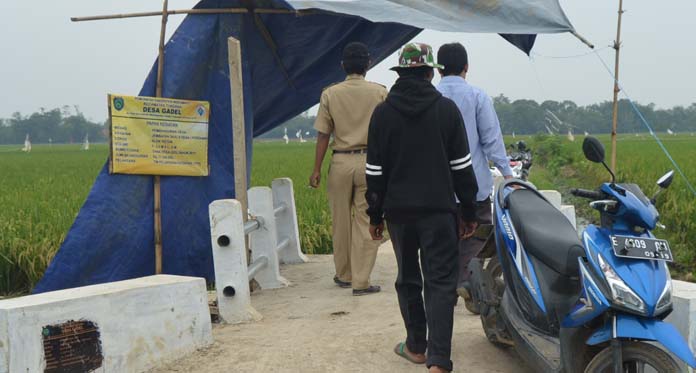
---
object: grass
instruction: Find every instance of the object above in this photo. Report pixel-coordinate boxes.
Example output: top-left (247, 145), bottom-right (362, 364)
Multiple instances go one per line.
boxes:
top-left (0, 141), bottom-right (332, 295)
top-left (1, 134), bottom-right (694, 294)
top-left (0, 144), bottom-right (107, 295)
top-left (250, 142), bottom-right (333, 255)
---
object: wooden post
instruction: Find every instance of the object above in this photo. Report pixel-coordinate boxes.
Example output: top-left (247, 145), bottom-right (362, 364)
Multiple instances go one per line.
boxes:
top-left (70, 8), bottom-right (297, 22)
top-left (154, 0), bottom-right (169, 275)
top-left (227, 38), bottom-right (249, 220)
top-left (610, 0), bottom-right (624, 172)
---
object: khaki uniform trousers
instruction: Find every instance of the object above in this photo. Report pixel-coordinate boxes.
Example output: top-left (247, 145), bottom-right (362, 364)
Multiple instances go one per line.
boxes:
top-left (327, 153), bottom-right (379, 290)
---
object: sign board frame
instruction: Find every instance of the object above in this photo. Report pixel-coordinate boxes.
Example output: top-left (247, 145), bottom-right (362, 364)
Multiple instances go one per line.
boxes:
top-left (107, 94), bottom-right (210, 177)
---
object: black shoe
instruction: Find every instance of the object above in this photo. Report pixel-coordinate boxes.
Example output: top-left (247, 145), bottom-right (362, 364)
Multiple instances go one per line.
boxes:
top-left (333, 276), bottom-right (351, 288)
top-left (353, 285), bottom-right (381, 296)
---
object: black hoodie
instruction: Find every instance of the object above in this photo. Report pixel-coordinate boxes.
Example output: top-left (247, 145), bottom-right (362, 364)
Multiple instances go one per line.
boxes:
top-left (365, 75), bottom-right (478, 225)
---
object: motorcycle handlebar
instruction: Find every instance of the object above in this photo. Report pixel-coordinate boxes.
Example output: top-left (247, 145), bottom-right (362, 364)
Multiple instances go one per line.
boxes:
top-left (570, 188), bottom-right (605, 200)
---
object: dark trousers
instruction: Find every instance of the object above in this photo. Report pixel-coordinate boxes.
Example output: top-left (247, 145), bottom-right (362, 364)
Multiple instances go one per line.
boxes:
top-left (388, 213), bottom-right (459, 371)
top-left (458, 199), bottom-right (493, 286)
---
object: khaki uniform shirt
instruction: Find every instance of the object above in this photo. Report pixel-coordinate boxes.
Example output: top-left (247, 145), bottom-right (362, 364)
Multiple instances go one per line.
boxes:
top-left (314, 74), bottom-right (388, 151)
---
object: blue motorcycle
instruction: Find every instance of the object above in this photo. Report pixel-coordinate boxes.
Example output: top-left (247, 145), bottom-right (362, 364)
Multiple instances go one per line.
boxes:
top-left (471, 136), bottom-right (694, 372)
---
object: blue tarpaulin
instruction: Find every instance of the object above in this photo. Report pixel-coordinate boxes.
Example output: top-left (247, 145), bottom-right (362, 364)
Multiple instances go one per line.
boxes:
top-left (34, 0), bottom-right (574, 293)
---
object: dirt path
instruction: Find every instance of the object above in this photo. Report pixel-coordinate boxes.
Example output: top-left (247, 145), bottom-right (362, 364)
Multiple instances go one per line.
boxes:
top-left (152, 242), bottom-right (527, 373)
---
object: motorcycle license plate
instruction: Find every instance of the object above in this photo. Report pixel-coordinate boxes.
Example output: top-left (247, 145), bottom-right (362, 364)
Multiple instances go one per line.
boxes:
top-left (610, 235), bottom-right (673, 262)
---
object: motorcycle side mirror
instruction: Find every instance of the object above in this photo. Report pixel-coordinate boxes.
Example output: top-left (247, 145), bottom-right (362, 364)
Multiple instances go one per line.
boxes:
top-left (582, 137), bottom-right (605, 163)
top-left (582, 136), bottom-right (616, 184)
top-left (657, 170), bottom-right (675, 189)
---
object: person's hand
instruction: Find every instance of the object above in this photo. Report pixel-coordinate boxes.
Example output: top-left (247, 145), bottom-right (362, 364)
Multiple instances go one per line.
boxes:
top-left (309, 171), bottom-right (321, 188)
top-left (370, 223), bottom-right (385, 241)
top-left (459, 220), bottom-right (478, 240)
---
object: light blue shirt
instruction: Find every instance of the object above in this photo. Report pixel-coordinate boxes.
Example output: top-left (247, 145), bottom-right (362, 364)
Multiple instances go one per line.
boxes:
top-left (437, 76), bottom-right (512, 201)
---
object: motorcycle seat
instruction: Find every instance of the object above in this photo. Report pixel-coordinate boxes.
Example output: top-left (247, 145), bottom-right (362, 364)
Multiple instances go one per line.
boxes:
top-left (506, 189), bottom-right (584, 276)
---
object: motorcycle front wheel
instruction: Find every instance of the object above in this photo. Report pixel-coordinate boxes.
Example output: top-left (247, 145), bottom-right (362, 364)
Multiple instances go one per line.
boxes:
top-left (584, 341), bottom-right (680, 372)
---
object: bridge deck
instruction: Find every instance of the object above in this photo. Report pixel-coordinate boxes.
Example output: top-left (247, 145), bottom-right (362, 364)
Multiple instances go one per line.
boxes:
top-left (152, 242), bottom-right (526, 373)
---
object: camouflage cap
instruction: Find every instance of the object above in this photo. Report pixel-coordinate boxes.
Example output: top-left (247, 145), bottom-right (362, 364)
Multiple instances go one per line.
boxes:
top-left (390, 42), bottom-right (444, 71)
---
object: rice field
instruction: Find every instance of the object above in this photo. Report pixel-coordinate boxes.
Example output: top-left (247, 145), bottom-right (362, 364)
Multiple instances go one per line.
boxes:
top-left (0, 134), bottom-right (694, 294)
top-left (0, 141), bottom-right (332, 295)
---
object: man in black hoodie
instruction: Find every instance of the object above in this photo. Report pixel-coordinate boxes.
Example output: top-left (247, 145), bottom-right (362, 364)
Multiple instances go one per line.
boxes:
top-left (365, 43), bottom-right (478, 373)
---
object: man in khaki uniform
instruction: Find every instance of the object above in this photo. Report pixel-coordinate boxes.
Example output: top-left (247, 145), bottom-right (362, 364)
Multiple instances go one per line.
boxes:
top-left (309, 42), bottom-right (386, 296)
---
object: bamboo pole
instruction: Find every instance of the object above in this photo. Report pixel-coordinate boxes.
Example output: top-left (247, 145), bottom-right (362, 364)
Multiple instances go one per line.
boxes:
top-left (610, 0), bottom-right (624, 172)
top-left (154, 0), bottom-right (169, 275)
top-left (71, 8), bottom-right (297, 22)
top-left (570, 31), bottom-right (595, 49)
top-left (227, 37), bottom-right (249, 221)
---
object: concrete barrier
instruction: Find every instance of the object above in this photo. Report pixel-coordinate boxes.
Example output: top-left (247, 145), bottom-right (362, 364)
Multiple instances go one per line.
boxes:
top-left (0, 275), bottom-right (212, 373)
top-left (272, 178), bottom-right (308, 265)
top-left (540, 190), bottom-right (577, 230)
top-left (666, 280), bottom-right (696, 372)
top-left (209, 199), bottom-right (262, 324)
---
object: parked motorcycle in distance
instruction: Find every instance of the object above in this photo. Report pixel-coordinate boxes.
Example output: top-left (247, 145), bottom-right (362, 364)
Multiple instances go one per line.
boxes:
top-left (490, 141), bottom-right (533, 186)
top-left (470, 136), bottom-right (694, 372)
top-left (508, 141), bottom-right (533, 181)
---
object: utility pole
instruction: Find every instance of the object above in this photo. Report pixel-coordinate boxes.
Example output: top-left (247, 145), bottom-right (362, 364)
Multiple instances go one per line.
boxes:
top-left (610, 0), bottom-right (625, 172)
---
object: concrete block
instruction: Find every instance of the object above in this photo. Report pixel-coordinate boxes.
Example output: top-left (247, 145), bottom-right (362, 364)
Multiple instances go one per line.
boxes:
top-left (248, 186), bottom-right (289, 290)
top-left (540, 190), bottom-right (562, 209)
top-left (665, 280), bottom-right (696, 372)
top-left (209, 199), bottom-right (262, 324)
top-left (0, 275), bottom-right (212, 373)
top-left (560, 205), bottom-right (577, 231)
top-left (272, 178), bottom-right (308, 264)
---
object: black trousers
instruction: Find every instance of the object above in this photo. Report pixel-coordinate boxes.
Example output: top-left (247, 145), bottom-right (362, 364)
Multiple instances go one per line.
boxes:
top-left (388, 212), bottom-right (459, 371)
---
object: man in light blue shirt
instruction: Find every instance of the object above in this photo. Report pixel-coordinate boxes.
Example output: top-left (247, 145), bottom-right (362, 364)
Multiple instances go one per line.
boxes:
top-left (436, 43), bottom-right (512, 312)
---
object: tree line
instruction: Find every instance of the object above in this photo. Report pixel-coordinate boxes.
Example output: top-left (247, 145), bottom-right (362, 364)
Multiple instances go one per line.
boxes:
top-left (261, 96), bottom-right (696, 138)
top-left (3, 97), bottom-right (695, 144)
top-left (0, 107), bottom-right (107, 145)
top-left (493, 96), bottom-right (696, 135)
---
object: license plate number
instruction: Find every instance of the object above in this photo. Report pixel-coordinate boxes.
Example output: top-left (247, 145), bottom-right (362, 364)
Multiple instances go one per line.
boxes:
top-left (610, 235), bottom-right (673, 262)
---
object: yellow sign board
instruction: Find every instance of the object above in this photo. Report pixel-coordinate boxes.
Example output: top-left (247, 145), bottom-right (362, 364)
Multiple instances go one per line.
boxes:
top-left (108, 94), bottom-right (210, 176)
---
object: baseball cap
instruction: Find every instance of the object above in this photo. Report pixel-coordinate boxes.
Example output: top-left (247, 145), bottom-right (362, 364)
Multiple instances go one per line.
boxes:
top-left (390, 42), bottom-right (444, 71)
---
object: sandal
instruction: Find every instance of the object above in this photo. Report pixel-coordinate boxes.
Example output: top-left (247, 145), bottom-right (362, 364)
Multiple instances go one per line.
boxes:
top-left (393, 342), bottom-right (426, 364)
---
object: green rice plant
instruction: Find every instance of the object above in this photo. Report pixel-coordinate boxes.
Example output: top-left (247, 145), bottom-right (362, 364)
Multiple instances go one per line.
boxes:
top-left (1, 134), bottom-right (693, 295)
top-left (251, 142), bottom-right (334, 255)
top-left (0, 141), bottom-right (336, 295)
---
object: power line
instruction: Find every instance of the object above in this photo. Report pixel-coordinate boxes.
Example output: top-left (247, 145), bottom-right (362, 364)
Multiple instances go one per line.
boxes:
top-left (531, 46), bottom-right (612, 60)
top-left (593, 51), bottom-right (696, 198)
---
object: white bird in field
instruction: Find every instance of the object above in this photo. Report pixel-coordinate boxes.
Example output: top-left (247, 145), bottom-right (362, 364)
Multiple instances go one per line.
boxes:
top-left (512, 132), bottom-right (516, 139)
top-left (584, 131), bottom-right (589, 136)
top-left (296, 129), bottom-right (307, 143)
top-left (567, 129), bottom-right (575, 142)
top-left (667, 129), bottom-right (674, 135)
top-left (283, 128), bottom-right (289, 144)
top-left (22, 134), bottom-right (31, 152)
top-left (82, 134), bottom-right (90, 150)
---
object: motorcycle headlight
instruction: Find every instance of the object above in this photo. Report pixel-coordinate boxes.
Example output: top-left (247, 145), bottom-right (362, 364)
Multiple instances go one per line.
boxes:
top-left (597, 254), bottom-right (647, 314)
top-left (655, 262), bottom-right (673, 314)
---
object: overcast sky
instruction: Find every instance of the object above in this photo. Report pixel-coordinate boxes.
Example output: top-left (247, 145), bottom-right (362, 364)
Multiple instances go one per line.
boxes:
top-left (1, 1), bottom-right (694, 121)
